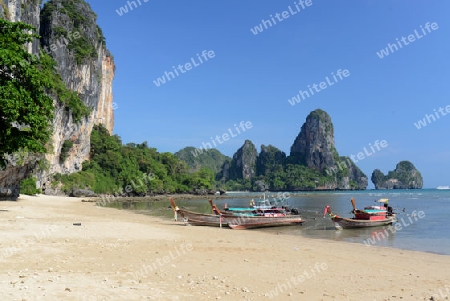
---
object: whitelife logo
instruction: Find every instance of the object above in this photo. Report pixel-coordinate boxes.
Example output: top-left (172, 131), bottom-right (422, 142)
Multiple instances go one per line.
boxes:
top-left (376, 22), bottom-right (439, 58)
top-left (191, 121), bottom-right (253, 157)
top-left (288, 69), bottom-right (350, 106)
top-left (153, 50), bottom-right (215, 87)
top-left (250, 0), bottom-right (313, 35)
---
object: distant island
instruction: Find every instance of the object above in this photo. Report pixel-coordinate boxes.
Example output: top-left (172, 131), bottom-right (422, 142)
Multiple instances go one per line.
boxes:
top-left (371, 161), bottom-right (423, 189)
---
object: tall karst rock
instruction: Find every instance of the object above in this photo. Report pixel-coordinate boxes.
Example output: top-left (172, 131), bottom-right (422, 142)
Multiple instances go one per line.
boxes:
top-left (256, 145), bottom-right (286, 176)
top-left (290, 109), bottom-right (336, 172)
top-left (228, 140), bottom-right (258, 180)
top-left (290, 109), bottom-right (368, 190)
top-left (0, 0), bottom-right (115, 198)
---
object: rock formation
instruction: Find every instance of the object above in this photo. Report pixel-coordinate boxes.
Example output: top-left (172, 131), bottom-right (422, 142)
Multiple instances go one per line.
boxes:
top-left (256, 145), bottom-right (286, 176)
top-left (228, 140), bottom-right (258, 180)
top-left (217, 109), bottom-right (368, 191)
top-left (291, 109), bottom-right (368, 190)
top-left (174, 147), bottom-right (230, 174)
top-left (371, 161), bottom-right (423, 189)
top-left (290, 109), bottom-right (336, 172)
top-left (0, 0), bottom-right (115, 199)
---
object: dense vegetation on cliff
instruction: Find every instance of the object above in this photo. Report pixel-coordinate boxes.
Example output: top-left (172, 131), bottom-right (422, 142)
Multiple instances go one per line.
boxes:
top-left (52, 125), bottom-right (216, 195)
top-left (41, 0), bottom-right (104, 65)
top-left (174, 147), bottom-right (230, 174)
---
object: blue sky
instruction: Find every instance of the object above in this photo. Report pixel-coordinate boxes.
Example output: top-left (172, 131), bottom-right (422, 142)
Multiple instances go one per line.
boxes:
top-left (84, 0), bottom-right (449, 188)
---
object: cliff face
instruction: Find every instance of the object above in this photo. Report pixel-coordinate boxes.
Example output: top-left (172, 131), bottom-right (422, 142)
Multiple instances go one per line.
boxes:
top-left (1, 0), bottom-right (40, 51)
top-left (290, 109), bottom-right (335, 173)
top-left (332, 156), bottom-right (368, 190)
top-left (371, 161), bottom-right (423, 189)
top-left (0, 153), bottom-right (41, 199)
top-left (256, 145), bottom-right (286, 176)
top-left (0, 0), bottom-right (115, 198)
top-left (228, 140), bottom-right (258, 180)
top-left (291, 109), bottom-right (367, 190)
top-left (39, 0), bottom-right (115, 187)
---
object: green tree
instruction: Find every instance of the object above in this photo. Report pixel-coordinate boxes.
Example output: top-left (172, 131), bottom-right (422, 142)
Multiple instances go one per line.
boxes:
top-left (20, 177), bottom-right (40, 195)
top-left (0, 20), bottom-right (54, 166)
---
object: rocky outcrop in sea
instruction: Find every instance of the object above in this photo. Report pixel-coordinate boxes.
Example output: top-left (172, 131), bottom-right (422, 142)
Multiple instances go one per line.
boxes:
top-left (371, 161), bottom-right (423, 189)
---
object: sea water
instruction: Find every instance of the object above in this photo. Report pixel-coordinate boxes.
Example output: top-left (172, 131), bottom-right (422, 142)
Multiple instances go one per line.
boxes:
top-left (108, 189), bottom-right (450, 255)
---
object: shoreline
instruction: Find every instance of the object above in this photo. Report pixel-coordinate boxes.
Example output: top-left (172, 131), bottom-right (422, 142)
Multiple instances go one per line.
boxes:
top-left (1, 194), bottom-right (449, 300)
top-left (84, 190), bottom-right (364, 203)
top-left (16, 188), bottom-right (441, 204)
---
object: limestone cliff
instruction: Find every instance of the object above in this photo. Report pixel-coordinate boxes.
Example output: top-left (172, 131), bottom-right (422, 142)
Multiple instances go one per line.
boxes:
top-left (290, 109), bottom-right (368, 190)
top-left (0, 0), bottom-right (115, 199)
top-left (371, 161), bottom-right (423, 189)
top-left (256, 145), bottom-right (286, 176)
top-left (290, 109), bottom-right (335, 172)
top-left (228, 140), bottom-right (258, 180)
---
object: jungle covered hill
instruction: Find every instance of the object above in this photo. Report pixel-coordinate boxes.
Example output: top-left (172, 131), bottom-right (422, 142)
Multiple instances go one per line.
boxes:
top-left (47, 125), bottom-right (216, 196)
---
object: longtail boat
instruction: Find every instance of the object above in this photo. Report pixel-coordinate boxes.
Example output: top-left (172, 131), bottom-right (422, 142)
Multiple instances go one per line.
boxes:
top-left (170, 198), bottom-right (306, 229)
top-left (170, 198), bottom-right (228, 227)
top-left (218, 197), bottom-right (301, 216)
top-left (324, 198), bottom-right (396, 230)
top-left (226, 215), bottom-right (305, 230)
top-left (208, 199), bottom-right (287, 217)
top-left (209, 200), bottom-right (305, 230)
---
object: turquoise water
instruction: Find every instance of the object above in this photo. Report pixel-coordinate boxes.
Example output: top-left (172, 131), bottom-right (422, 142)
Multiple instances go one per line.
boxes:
top-left (108, 189), bottom-right (450, 255)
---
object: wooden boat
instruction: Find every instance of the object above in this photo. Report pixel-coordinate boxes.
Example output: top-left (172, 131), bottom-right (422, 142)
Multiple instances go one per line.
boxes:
top-left (218, 196), bottom-right (300, 216)
top-left (324, 198), bottom-right (396, 230)
top-left (226, 215), bottom-right (305, 230)
top-left (209, 199), bottom-right (305, 230)
top-left (171, 198), bottom-right (305, 230)
top-left (208, 200), bottom-right (287, 217)
top-left (326, 214), bottom-right (396, 230)
top-left (170, 198), bottom-right (228, 227)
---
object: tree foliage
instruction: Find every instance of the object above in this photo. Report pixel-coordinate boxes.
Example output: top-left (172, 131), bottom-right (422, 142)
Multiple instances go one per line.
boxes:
top-left (0, 19), bottom-right (54, 167)
top-left (60, 140), bottom-right (73, 162)
top-left (20, 177), bottom-right (41, 195)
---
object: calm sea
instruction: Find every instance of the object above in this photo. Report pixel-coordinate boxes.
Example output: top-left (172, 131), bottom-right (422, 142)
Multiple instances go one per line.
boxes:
top-left (107, 189), bottom-right (450, 255)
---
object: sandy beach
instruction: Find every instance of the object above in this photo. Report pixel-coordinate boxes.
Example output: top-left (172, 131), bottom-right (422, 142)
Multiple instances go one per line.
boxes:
top-left (1, 195), bottom-right (449, 301)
